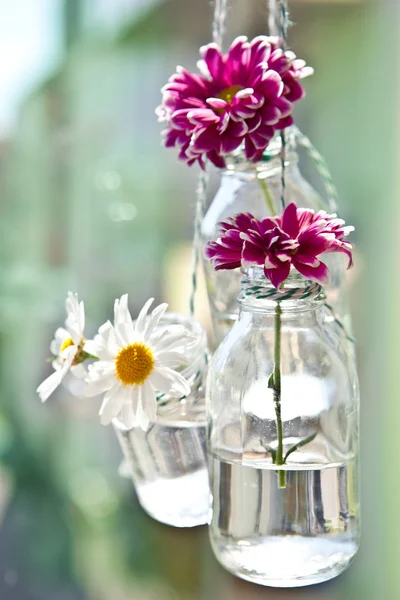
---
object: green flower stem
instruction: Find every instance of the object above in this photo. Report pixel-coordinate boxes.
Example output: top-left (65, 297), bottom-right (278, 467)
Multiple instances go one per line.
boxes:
top-left (273, 302), bottom-right (286, 489)
top-left (82, 352), bottom-right (100, 361)
top-left (257, 176), bottom-right (275, 215)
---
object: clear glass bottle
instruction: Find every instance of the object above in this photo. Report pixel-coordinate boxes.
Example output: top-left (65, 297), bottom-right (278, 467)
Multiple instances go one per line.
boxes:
top-left (113, 314), bottom-right (210, 528)
top-left (207, 268), bottom-right (360, 587)
top-left (201, 129), bottom-right (348, 345)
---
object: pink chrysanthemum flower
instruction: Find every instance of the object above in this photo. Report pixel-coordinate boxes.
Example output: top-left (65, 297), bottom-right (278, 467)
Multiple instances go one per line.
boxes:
top-left (157, 36), bottom-right (312, 169)
top-left (205, 203), bottom-right (354, 289)
top-left (206, 213), bottom-right (255, 269)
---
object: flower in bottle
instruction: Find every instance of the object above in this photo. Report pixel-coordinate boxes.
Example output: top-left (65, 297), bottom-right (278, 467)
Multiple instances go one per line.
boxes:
top-left (157, 36), bottom-right (312, 168)
top-left (205, 212), bottom-right (256, 270)
top-left (37, 292), bottom-right (88, 402)
top-left (85, 296), bottom-right (192, 431)
top-left (205, 203), bottom-right (354, 289)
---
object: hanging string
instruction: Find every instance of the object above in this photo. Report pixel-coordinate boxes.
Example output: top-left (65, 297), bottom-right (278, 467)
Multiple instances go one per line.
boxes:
top-left (266, 4), bottom-right (352, 344)
top-left (279, 131), bottom-right (286, 210)
top-left (212, 0), bottom-right (228, 49)
top-left (293, 125), bottom-right (339, 213)
top-left (268, 9), bottom-right (339, 214)
top-left (278, 0), bottom-right (288, 210)
top-left (268, 0), bottom-right (289, 209)
top-left (325, 302), bottom-right (356, 344)
top-left (277, 0), bottom-right (289, 51)
top-left (189, 0), bottom-right (229, 316)
top-left (189, 171), bottom-right (209, 316)
top-left (268, 0), bottom-right (279, 37)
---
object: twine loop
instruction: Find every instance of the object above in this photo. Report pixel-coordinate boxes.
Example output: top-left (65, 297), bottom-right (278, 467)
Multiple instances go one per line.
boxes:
top-left (268, 0), bottom-right (290, 208)
top-left (242, 278), bottom-right (355, 343)
top-left (189, 0), bottom-right (228, 316)
top-left (242, 280), bottom-right (324, 302)
top-left (293, 126), bottom-right (339, 213)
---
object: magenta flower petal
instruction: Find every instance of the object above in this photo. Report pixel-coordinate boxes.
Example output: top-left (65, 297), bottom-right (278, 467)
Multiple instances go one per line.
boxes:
top-left (206, 98), bottom-right (228, 110)
top-left (221, 135), bottom-right (243, 154)
top-left (204, 204), bottom-right (354, 289)
top-left (171, 109), bottom-right (191, 130)
top-left (244, 137), bottom-right (259, 160)
top-left (205, 240), bottom-right (242, 270)
top-left (158, 36), bottom-right (312, 168)
top-left (207, 150), bottom-right (226, 169)
top-left (261, 70), bottom-right (284, 98)
top-left (275, 96), bottom-right (293, 118)
top-left (250, 131), bottom-right (274, 150)
top-left (242, 240), bottom-right (266, 265)
top-left (227, 120), bottom-right (249, 137)
top-left (325, 242), bottom-right (354, 268)
top-left (264, 261), bottom-right (291, 289)
top-left (192, 127), bottom-right (221, 153)
top-left (187, 108), bottom-right (220, 126)
top-left (298, 235), bottom-right (334, 257)
top-left (293, 259), bottom-right (329, 284)
top-left (220, 212), bottom-right (255, 234)
top-left (202, 44), bottom-right (225, 81)
top-left (246, 114), bottom-right (262, 133)
top-left (281, 203), bottom-right (299, 238)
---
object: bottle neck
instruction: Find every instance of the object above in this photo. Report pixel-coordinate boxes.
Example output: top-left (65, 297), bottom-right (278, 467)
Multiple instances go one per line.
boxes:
top-left (238, 267), bottom-right (326, 317)
top-left (223, 127), bottom-right (298, 178)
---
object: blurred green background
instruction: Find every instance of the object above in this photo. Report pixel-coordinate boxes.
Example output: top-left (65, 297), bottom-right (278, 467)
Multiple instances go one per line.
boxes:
top-left (0, 0), bottom-right (398, 598)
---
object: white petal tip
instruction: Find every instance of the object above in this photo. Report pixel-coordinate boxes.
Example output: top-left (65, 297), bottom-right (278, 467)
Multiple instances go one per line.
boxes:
top-left (99, 412), bottom-right (112, 427)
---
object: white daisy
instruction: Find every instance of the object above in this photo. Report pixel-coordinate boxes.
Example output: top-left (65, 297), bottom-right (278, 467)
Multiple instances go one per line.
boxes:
top-left (37, 292), bottom-right (87, 402)
top-left (85, 296), bottom-right (192, 431)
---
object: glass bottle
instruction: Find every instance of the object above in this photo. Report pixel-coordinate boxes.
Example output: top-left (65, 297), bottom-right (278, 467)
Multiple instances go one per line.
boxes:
top-left (113, 314), bottom-right (210, 528)
top-left (200, 129), bottom-right (348, 345)
top-left (207, 267), bottom-right (360, 587)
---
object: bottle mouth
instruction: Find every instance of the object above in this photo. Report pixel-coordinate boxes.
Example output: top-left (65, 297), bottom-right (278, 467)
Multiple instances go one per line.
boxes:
top-left (240, 266), bottom-right (326, 308)
top-left (223, 126), bottom-right (297, 172)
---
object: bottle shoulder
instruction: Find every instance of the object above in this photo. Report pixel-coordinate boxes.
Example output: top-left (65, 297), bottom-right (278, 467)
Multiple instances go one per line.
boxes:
top-left (201, 168), bottom-right (327, 238)
top-left (211, 313), bottom-right (354, 378)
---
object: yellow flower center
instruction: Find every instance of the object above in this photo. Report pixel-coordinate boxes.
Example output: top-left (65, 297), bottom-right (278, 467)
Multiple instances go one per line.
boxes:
top-left (217, 85), bottom-right (243, 105)
top-left (60, 337), bottom-right (87, 366)
top-left (60, 337), bottom-right (74, 352)
top-left (115, 343), bottom-right (155, 386)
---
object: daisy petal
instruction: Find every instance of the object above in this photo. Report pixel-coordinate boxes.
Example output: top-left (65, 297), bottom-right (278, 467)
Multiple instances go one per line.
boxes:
top-left (99, 382), bottom-right (124, 425)
top-left (37, 369), bottom-right (65, 402)
top-left (144, 302), bottom-right (168, 341)
top-left (135, 298), bottom-right (154, 339)
top-left (50, 327), bottom-right (70, 355)
top-left (83, 340), bottom-right (98, 356)
top-left (65, 292), bottom-right (84, 343)
top-left (154, 351), bottom-right (189, 368)
top-left (151, 367), bottom-right (191, 398)
top-left (141, 380), bottom-right (157, 424)
top-left (37, 349), bottom-right (75, 402)
top-left (121, 397), bottom-right (136, 429)
top-left (70, 364), bottom-right (87, 380)
top-left (85, 370), bottom-right (115, 397)
top-left (114, 295), bottom-right (133, 345)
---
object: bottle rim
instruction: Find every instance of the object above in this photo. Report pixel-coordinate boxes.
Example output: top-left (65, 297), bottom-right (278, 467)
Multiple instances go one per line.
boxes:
top-left (239, 267), bottom-right (326, 311)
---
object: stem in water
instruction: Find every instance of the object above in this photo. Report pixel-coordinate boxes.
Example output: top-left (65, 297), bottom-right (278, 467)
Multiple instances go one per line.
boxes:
top-left (273, 302), bottom-right (286, 488)
top-left (258, 176), bottom-right (276, 215)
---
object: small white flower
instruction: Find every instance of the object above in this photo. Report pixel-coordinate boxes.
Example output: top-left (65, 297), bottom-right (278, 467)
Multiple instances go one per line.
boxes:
top-left (85, 296), bottom-right (192, 431)
top-left (37, 292), bottom-right (87, 402)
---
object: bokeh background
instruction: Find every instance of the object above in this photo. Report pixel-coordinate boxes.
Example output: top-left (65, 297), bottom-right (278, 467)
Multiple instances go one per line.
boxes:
top-left (0, 0), bottom-right (398, 598)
